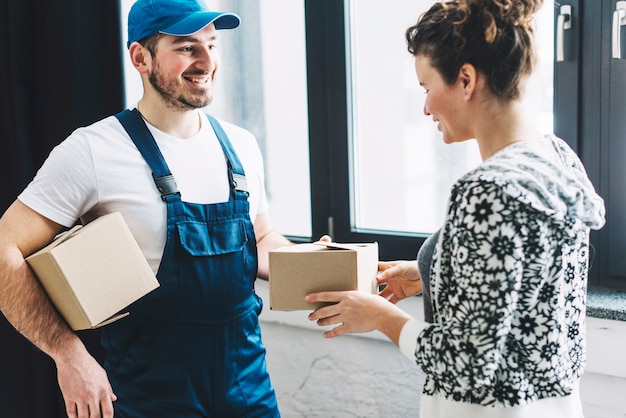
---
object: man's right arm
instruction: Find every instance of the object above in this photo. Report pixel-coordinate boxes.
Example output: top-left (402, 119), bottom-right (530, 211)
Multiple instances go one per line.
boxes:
top-left (0, 200), bottom-right (116, 418)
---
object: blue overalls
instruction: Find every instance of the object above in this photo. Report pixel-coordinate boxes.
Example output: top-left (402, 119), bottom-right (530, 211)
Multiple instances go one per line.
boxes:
top-left (102, 109), bottom-right (280, 417)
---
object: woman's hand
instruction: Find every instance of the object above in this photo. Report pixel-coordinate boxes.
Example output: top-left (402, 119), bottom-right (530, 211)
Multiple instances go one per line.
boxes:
top-left (377, 260), bottom-right (422, 304)
top-left (306, 290), bottom-right (411, 344)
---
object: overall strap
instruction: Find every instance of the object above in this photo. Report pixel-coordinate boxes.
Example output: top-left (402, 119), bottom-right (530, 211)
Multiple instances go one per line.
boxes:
top-left (205, 114), bottom-right (249, 197)
top-left (115, 109), bottom-right (181, 202)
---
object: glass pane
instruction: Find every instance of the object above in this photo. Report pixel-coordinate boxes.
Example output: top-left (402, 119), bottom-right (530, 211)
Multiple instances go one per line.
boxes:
top-left (346, 0), bottom-right (554, 235)
top-left (120, 0), bottom-right (312, 238)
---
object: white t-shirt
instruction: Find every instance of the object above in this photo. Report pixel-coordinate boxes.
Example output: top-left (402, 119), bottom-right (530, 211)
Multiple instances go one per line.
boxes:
top-left (19, 110), bottom-right (268, 274)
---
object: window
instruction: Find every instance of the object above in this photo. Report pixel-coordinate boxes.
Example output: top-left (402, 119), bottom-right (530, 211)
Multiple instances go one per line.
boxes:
top-left (345, 0), bottom-right (554, 235)
top-left (304, 1), bottom-right (556, 260)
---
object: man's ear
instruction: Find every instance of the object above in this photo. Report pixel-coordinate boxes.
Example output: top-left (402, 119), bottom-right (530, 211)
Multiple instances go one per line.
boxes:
top-left (458, 63), bottom-right (477, 100)
top-left (129, 42), bottom-right (151, 74)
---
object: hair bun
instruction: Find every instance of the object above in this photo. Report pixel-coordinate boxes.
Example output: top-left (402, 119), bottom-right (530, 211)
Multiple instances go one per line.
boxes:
top-left (463, 0), bottom-right (543, 30)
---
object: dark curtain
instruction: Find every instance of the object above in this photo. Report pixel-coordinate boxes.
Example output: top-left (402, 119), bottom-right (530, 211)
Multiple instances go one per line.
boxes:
top-left (0, 1), bottom-right (125, 417)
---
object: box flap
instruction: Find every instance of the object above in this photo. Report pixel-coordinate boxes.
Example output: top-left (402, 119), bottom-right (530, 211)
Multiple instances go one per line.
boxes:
top-left (313, 241), bottom-right (372, 251)
top-left (91, 312), bottom-right (130, 329)
top-left (28, 225), bottom-right (83, 256)
top-left (271, 243), bottom-right (327, 253)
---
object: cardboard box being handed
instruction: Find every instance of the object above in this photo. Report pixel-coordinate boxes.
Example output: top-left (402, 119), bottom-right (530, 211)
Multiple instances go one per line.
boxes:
top-left (25, 212), bottom-right (159, 330)
top-left (269, 241), bottom-right (378, 311)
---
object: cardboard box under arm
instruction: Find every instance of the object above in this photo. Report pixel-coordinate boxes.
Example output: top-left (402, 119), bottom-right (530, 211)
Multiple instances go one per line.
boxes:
top-left (25, 212), bottom-right (159, 330)
top-left (268, 241), bottom-right (378, 311)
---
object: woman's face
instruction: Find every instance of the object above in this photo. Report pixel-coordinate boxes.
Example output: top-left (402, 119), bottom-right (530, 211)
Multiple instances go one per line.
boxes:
top-left (414, 55), bottom-right (471, 144)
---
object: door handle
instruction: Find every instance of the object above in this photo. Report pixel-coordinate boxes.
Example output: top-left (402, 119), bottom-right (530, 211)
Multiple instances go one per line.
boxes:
top-left (557, 5), bottom-right (572, 62)
top-left (613, 1), bottom-right (626, 59)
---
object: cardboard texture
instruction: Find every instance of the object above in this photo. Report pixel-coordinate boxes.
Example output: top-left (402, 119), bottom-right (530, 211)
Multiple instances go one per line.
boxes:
top-left (26, 212), bottom-right (159, 330)
top-left (269, 242), bottom-right (378, 311)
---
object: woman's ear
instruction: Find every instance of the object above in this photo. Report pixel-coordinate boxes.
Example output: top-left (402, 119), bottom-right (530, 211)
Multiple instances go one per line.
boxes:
top-left (128, 42), bottom-right (151, 74)
top-left (458, 63), bottom-right (477, 100)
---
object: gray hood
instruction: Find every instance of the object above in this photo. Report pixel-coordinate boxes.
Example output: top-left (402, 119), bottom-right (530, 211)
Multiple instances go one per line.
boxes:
top-left (466, 135), bottom-right (606, 230)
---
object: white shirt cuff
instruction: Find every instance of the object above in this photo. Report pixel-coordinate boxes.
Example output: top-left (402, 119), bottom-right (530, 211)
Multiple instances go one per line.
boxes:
top-left (398, 317), bottom-right (425, 361)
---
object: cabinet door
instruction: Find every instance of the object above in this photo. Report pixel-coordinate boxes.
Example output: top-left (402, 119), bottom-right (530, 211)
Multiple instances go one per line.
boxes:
top-left (554, 0), bottom-right (581, 153)
top-left (606, 0), bottom-right (626, 284)
top-left (556, 1), bottom-right (626, 289)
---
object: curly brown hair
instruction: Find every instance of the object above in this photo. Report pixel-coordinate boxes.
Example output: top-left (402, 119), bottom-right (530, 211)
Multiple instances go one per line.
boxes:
top-left (405, 0), bottom-right (544, 101)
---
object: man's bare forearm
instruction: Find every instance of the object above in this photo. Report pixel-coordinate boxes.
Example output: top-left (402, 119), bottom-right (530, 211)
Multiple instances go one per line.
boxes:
top-left (256, 230), bottom-right (292, 280)
top-left (1, 236), bottom-right (115, 416)
top-left (0, 243), bottom-right (81, 361)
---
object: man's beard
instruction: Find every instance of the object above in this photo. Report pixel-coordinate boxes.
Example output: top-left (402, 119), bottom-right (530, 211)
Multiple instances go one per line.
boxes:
top-left (148, 66), bottom-right (212, 111)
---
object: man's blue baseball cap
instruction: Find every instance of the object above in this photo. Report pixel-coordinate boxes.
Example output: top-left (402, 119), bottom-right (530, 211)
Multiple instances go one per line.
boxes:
top-left (127, 0), bottom-right (240, 48)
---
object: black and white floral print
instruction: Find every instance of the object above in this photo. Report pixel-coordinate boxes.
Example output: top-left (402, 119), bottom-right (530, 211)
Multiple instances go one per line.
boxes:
top-left (414, 136), bottom-right (605, 407)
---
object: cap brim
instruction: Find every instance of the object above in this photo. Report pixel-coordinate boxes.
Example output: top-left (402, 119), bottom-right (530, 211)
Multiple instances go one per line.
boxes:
top-left (160, 12), bottom-right (240, 36)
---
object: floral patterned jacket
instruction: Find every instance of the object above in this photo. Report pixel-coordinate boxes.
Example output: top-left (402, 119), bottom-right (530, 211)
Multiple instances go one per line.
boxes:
top-left (415, 135), bottom-right (605, 407)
